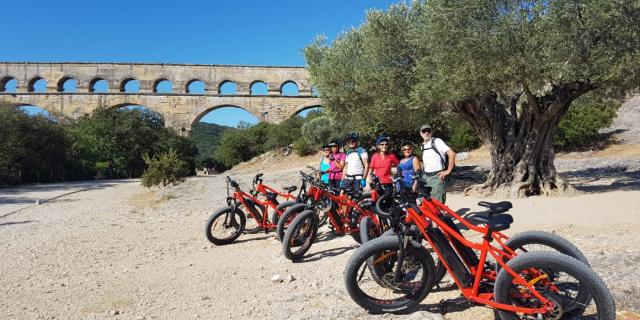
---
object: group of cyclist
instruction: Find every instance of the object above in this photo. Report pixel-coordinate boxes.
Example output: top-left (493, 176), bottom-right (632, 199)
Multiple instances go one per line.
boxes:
top-left (317, 124), bottom-right (456, 203)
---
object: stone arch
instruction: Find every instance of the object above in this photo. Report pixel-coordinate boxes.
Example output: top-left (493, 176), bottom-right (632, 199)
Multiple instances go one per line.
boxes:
top-left (291, 100), bottom-right (324, 117)
top-left (294, 104), bottom-right (324, 118)
top-left (28, 76), bottom-right (47, 92)
top-left (120, 77), bottom-right (140, 93)
top-left (57, 76), bottom-right (77, 92)
top-left (89, 77), bottom-right (109, 93)
top-left (9, 103), bottom-right (62, 120)
top-left (190, 104), bottom-right (259, 127)
top-left (218, 80), bottom-right (237, 95)
top-left (250, 80), bottom-right (268, 95)
top-left (0, 76), bottom-right (17, 92)
top-left (281, 80), bottom-right (299, 96)
top-left (153, 78), bottom-right (173, 93)
top-left (185, 79), bottom-right (205, 94)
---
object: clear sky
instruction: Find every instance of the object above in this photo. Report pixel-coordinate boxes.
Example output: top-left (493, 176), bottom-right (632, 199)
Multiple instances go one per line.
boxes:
top-left (6, 0), bottom-right (398, 126)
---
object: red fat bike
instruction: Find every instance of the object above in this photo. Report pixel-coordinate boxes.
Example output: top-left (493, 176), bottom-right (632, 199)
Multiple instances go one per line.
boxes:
top-left (281, 179), bottom-right (382, 261)
top-left (343, 177), bottom-right (614, 318)
top-left (204, 174), bottom-right (297, 245)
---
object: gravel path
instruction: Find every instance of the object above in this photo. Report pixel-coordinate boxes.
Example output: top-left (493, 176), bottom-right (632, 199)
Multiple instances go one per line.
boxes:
top-left (1, 165), bottom-right (639, 319)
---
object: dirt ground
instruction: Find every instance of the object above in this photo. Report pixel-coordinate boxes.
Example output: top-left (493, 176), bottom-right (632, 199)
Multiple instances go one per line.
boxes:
top-left (1, 148), bottom-right (639, 320)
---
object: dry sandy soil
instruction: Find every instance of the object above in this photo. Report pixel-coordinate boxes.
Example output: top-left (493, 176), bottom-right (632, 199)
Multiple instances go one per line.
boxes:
top-left (1, 148), bottom-right (640, 320)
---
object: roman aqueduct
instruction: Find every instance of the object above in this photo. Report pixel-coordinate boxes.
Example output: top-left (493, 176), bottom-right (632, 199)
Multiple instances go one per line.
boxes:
top-left (0, 62), bottom-right (322, 134)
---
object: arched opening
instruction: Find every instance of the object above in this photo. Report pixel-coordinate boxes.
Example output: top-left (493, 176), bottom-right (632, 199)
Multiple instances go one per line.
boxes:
top-left (195, 105), bottom-right (258, 128)
top-left (250, 81), bottom-right (268, 95)
top-left (17, 105), bottom-right (57, 121)
top-left (28, 77), bottom-right (47, 93)
top-left (218, 80), bottom-right (237, 95)
top-left (186, 80), bottom-right (205, 94)
top-left (153, 78), bottom-right (173, 93)
top-left (120, 78), bottom-right (140, 93)
top-left (281, 81), bottom-right (299, 96)
top-left (57, 77), bottom-right (77, 93)
top-left (296, 105), bottom-right (325, 118)
top-left (90, 78), bottom-right (109, 93)
top-left (0, 77), bottom-right (17, 92)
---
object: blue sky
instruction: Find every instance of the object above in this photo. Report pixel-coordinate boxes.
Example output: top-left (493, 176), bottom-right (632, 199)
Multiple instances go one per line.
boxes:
top-left (6, 0), bottom-right (399, 126)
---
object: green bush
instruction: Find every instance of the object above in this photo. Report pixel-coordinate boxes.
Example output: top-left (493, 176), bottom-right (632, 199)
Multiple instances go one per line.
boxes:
top-left (141, 149), bottom-right (191, 187)
top-left (448, 118), bottom-right (481, 152)
top-left (301, 116), bottom-right (338, 147)
top-left (553, 94), bottom-right (620, 151)
top-left (293, 138), bottom-right (315, 156)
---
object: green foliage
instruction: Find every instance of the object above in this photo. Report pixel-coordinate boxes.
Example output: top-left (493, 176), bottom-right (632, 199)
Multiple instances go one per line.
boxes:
top-left (213, 128), bottom-right (261, 168)
top-left (553, 94), bottom-right (620, 151)
top-left (190, 122), bottom-right (231, 165)
top-left (0, 104), bottom-right (197, 186)
top-left (0, 107), bottom-right (71, 186)
top-left (141, 149), bottom-right (190, 187)
top-left (293, 138), bottom-right (315, 157)
top-left (301, 116), bottom-right (339, 147)
top-left (447, 117), bottom-right (481, 152)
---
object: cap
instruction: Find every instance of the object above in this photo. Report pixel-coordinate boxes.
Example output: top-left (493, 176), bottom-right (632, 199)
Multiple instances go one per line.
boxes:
top-left (376, 135), bottom-right (390, 144)
top-left (327, 142), bottom-right (338, 147)
top-left (420, 124), bottom-right (432, 132)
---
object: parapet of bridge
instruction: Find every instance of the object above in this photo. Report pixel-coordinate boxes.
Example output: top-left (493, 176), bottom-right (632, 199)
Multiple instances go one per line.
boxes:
top-left (0, 62), bottom-right (322, 134)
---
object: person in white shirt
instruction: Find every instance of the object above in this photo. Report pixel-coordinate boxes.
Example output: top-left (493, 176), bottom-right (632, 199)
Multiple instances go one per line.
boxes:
top-left (419, 124), bottom-right (456, 203)
top-left (342, 132), bottom-right (369, 193)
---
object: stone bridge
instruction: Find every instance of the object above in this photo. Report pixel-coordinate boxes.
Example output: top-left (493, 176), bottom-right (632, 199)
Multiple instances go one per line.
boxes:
top-left (0, 62), bottom-right (322, 134)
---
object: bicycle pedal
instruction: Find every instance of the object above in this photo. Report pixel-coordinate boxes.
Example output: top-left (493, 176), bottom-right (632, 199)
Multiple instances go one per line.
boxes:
top-left (264, 229), bottom-right (270, 234)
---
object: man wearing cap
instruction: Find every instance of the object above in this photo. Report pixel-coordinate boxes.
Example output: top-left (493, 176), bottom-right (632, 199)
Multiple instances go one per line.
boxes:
top-left (419, 124), bottom-right (456, 203)
top-left (342, 132), bottom-right (369, 193)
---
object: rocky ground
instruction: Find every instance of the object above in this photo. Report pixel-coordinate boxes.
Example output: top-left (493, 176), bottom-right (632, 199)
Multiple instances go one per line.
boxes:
top-left (1, 150), bottom-right (639, 319)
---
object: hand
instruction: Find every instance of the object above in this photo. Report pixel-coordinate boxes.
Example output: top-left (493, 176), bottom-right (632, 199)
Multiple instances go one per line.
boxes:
top-left (329, 155), bottom-right (335, 161)
top-left (437, 170), bottom-right (450, 181)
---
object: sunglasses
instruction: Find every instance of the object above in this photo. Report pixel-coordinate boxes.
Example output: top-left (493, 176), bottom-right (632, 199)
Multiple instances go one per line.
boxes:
top-left (402, 148), bottom-right (412, 151)
top-left (421, 128), bottom-right (432, 134)
top-left (323, 148), bottom-right (331, 151)
top-left (378, 143), bottom-right (389, 146)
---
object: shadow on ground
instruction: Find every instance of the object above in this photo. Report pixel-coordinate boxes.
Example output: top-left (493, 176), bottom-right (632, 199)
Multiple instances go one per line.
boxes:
top-left (561, 167), bottom-right (640, 193)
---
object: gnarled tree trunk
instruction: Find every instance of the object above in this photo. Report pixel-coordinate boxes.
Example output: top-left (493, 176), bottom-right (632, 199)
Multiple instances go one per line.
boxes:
top-left (453, 83), bottom-right (594, 197)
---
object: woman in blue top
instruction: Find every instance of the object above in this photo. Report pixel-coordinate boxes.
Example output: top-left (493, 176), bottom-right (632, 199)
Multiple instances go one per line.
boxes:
top-left (319, 144), bottom-right (332, 183)
top-left (397, 143), bottom-right (422, 191)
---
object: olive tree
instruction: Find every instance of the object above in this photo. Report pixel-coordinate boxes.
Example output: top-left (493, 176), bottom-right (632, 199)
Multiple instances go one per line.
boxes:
top-left (306, 0), bottom-right (640, 197)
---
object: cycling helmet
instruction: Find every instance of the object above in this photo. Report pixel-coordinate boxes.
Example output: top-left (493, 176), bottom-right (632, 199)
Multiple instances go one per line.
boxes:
top-left (376, 135), bottom-right (390, 145)
top-left (345, 132), bottom-right (359, 141)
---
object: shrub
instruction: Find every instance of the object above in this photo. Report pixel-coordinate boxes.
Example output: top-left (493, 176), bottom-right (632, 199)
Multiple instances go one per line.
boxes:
top-left (293, 138), bottom-right (315, 156)
top-left (448, 118), bottom-right (481, 152)
top-left (141, 149), bottom-right (191, 187)
top-left (301, 116), bottom-right (338, 147)
top-left (553, 94), bottom-right (620, 151)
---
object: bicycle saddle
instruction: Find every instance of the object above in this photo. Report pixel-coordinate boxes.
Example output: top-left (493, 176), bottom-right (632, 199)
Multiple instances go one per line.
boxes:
top-left (467, 212), bottom-right (513, 232)
top-left (282, 186), bottom-right (297, 193)
top-left (477, 201), bottom-right (512, 214)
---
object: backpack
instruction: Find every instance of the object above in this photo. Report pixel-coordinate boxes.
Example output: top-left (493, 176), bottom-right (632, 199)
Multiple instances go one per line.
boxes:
top-left (422, 138), bottom-right (450, 171)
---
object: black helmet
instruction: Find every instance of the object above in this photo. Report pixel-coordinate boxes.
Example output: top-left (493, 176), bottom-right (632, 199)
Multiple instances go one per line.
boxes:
top-left (345, 132), bottom-right (359, 141)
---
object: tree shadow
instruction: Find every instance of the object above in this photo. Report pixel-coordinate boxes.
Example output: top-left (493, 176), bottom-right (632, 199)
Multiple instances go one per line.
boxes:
top-left (560, 167), bottom-right (640, 193)
top-left (448, 166), bottom-right (487, 193)
top-left (295, 246), bottom-right (355, 263)
top-left (234, 235), bottom-right (271, 244)
top-left (0, 220), bottom-right (35, 227)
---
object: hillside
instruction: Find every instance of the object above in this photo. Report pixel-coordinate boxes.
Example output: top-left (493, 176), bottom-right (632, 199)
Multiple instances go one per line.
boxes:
top-left (190, 122), bottom-right (232, 163)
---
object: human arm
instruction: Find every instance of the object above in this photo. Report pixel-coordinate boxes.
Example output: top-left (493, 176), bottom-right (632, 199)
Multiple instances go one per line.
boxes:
top-left (438, 149), bottom-right (456, 180)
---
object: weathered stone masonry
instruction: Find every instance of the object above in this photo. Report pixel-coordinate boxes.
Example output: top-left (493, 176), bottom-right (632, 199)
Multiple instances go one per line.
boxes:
top-left (0, 62), bottom-right (321, 134)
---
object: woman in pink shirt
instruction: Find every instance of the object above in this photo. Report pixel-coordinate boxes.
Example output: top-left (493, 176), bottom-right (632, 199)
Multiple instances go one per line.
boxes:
top-left (327, 142), bottom-right (345, 188)
top-left (368, 136), bottom-right (399, 195)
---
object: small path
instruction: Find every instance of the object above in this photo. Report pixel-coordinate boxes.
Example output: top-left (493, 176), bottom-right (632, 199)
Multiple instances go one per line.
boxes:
top-left (0, 179), bottom-right (136, 218)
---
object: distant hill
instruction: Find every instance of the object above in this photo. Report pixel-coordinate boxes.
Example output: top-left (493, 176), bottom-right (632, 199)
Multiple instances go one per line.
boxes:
top-left (190, 122), bottom-right (232, 163)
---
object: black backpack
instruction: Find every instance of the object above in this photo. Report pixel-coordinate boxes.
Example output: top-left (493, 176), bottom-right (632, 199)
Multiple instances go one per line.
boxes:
top-left (421, 138), bottom-right (450, 171)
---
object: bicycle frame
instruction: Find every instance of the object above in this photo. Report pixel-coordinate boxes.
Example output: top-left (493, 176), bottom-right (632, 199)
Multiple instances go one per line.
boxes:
top-left (226, 177), bottom-right (294, 230)
top-left (314, 187), bottom-right (379, 235)
top-left (400, 197), bottom-right (555, 315)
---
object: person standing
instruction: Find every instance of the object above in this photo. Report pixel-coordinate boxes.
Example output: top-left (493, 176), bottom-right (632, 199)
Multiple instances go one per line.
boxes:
top-left (342, 132), bottom-right (369, 193)
top-left (419, 124), bottom-right (456, 203)
top-left (368, 136), bottom-right (399, 195)
top-left (397, 142), bottom-right (422, 191)
top-left (327, 141), bottom-right (345, 188)
top-left (318, 144), bottom-right (332, 183)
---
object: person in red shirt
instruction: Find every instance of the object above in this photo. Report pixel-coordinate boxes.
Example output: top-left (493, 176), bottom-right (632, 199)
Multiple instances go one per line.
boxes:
top-left (368, 135), bottom-right (399, 195)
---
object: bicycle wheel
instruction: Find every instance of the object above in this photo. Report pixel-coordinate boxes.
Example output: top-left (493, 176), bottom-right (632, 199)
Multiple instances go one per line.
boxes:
top-left (282, 209), bottom-right (318, 261)
top-left (270, 200), bottom-right (298, 227)
top-left (204, 206), bottom-right (246, 245)
top-left (276, 203), bottom-right (308, 242)
top-left (314, 198), bottom-right (332, 226)
top-left (503, 230), bottom-right (589, 266)
top-left (494, 251), bottom-right (615, 320)
top-left (344, 236), bottom-right (435, 313)
top-left (359, 216), bottom-right (381, 244)
top-left (241, 200), bottom-right (265, 234)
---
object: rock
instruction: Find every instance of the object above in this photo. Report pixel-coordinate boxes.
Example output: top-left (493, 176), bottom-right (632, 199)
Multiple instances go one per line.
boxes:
top-left (271, 274), bottom-right (283, 283)
top-left (201, 295), bottom-right (211, 300)
top-left (285, 274), bottom-right (295, 282)
top-left (455, 152), bottom-right (469, 161)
